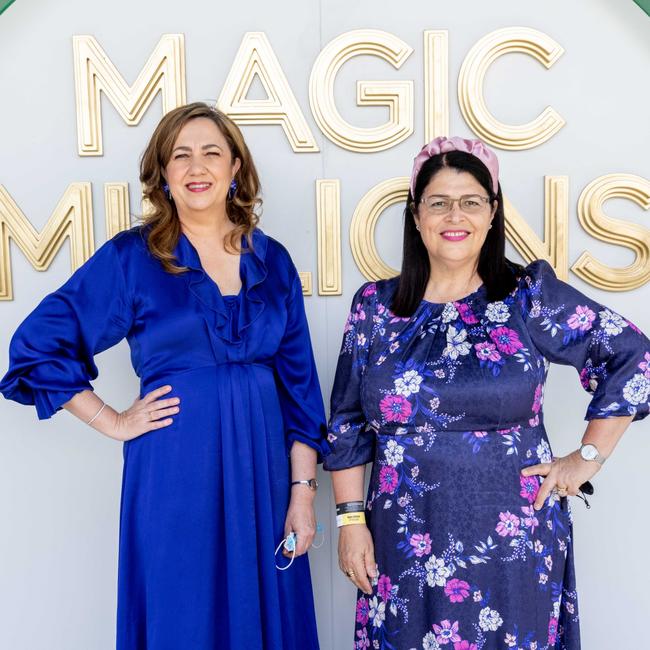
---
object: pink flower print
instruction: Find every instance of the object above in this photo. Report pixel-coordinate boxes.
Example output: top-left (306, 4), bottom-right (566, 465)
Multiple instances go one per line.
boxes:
top-left (567, 305), bottom-right (595, 332)
top-left (444, 578), bottom-right (470, 603)
top-left (547, 616), bottom-right (559, 645)
top-left (379, 465), bottom-right (398, 494)
top-left (362, 283), bottom-right (377, 297)
top-left (454, 642), bottom-right (478, 650)
top-left (474, 341), bottom-right (501, 362)
top-left (455, 301), bottom-right (479, 324)
top-left (639, 352), bottom-right (650, 379)
top-left (496, 511), bottom-right (520, 537)
top-left (377, 574), bottom-right (392, 600)
top-left (433, 619), bottom-right (461, 645)
top-left (355, 626), bottom-right (370, 649)
top-left (532, 384), bottom-right (543, 413)
top-left (520, 475), bottom-right (540, 504)
top-left (521, 506), bottom-right (538, 533)
top-left (356, 597), bottom-right (369, 625)
top-left (579, 367), bottom-right (590, 390)
top-left (409, 533), bottom-right (432, 557)
top-left (379, 394), bottom-right (412, 423)
top-left (473, 431), bottom-right (488, 438)
top-left (489, 327), bottom-right (523, 355)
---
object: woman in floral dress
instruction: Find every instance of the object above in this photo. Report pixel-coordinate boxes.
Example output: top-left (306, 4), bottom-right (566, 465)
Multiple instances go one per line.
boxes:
top-left (324, 136), bottom-right (649, 650)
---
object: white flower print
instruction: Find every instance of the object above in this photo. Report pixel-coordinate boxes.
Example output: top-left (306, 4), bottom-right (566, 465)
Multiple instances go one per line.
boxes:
top-left (424, 555), bottom-right (454, 587)
top-left (478, 606), bottom-right (503, 632)
top-left (598, 309), bottom-right (627, 336)
top-left (485, 301), bottom-right (510, 323)
top-left (357, 333), bottom-right (367, 346)
top-left (422, 632), bottom-right (441, 650)
top-left (536, 439), bottom-right (552, 463)
top-left (441, 303), bottom-right (459, 323)
top-left (443, 325), bottom-right (472, 360)
top-left (394, 369), bottom-right (423, 397)
top-left (623, 373), bottom-right (650, 406)
top-left (384, 439), bottom-right (405, 466)
top-left (368, 596), bottom-right (385, 628)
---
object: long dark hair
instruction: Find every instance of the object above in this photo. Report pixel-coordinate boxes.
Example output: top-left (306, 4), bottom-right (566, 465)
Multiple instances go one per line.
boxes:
top-left (391, 150), bottom-right (520, 316)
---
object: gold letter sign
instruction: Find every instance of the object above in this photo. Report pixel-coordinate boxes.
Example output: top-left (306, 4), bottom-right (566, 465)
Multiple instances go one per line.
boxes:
top-left (310, 30), bottom-right (414, 152)
top-left (0, 184), bottom-right (94, 300)
top-left (74, 34), bottom-right (186, 156)
top-left (217, 32), bottom-right (319, 153)
top-left (458, 27), bottom-right (565, 150)
top-left (572, 174), bottom-right (650, 291)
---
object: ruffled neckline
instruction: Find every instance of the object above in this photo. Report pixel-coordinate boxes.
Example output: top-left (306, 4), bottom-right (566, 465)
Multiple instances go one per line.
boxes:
top-left (174, 229), bottom-right (268, 344)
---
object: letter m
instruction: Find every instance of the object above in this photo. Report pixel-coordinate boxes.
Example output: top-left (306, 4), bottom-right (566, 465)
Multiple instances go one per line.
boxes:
top-left (0, 184), bottom-right (94, 300)
top-left (73, 34), bottom-right (186, 156)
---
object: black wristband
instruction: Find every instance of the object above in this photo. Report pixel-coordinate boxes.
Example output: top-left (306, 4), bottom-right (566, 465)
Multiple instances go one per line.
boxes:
top-left (336, 501), bottom-right (365, 515)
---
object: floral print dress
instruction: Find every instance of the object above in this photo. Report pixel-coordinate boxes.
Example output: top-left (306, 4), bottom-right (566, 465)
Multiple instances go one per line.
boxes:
top-left (324, 261), bottom-right (649, 650)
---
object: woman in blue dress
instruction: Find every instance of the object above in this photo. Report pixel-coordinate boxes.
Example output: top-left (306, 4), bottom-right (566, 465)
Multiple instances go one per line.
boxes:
top-left (0, 102), bottom-right (328, 649)
top-left (325, 137), bottom-right (649, 650)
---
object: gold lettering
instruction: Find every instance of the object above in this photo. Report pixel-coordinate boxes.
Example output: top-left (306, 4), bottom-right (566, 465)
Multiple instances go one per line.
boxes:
top-left (309, 30), bottom-right (414, 152)
top-left (350, 177), bottom-right (408, 280)
top-left (217, 32), bottom-right (319, 153)
top-left (458, 27), bottom-right (565, 150)
top-left (504, 176), bottom-right (569, 279)
top-left (104, 183), bottom-right (131, 239)
top-left (74, 34), bottom-right (186, 156)
top-left (0, 184), bottom-right (94, 300)
top-left (572, 174), bottom-right (650, 291)
top-left (424, 30), bottom-right (449, 142)
top-left (316, 180), bottom-right (342, 295)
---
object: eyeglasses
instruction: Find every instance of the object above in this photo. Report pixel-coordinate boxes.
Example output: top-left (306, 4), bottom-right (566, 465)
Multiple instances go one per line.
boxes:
top-left (419, 194), bottom-right (491, 215)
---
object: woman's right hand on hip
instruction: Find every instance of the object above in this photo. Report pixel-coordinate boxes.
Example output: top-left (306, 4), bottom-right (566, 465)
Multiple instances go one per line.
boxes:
top-left (338, 524), bottom-right (377, 595)
top-left (110, 385), bottom-right (180, 441)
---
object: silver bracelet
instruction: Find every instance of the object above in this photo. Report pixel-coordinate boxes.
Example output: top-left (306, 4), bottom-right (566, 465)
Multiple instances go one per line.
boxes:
top-left (87, 402), bottom-right (106, 425)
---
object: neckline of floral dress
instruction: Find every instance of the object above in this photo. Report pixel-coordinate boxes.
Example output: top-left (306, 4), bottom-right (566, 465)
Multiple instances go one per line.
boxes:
top-left (420, 283), bottom-right (487, 308)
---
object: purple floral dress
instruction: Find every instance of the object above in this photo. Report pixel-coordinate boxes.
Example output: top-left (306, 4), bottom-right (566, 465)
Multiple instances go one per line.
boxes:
top-left (324, 261), bottom-right (649, 650)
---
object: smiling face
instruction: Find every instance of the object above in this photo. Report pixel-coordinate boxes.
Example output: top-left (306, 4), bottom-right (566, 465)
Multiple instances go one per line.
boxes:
top-left (164, 117), bottom-right (241, 217)
top-left (414, 168), bottom-right (496, 269)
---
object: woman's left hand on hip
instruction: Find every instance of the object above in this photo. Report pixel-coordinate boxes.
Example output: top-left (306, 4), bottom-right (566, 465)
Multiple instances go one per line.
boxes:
top-left (521, 450), bottom-right (601, 511)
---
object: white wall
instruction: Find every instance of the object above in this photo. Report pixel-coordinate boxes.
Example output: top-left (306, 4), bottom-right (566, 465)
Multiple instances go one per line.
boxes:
top-left (0, 0), bottom-right (648, 648)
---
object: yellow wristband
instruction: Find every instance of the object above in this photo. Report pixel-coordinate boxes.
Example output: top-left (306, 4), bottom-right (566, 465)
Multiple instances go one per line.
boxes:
top-left (336, 512), bottom-right (366, 528)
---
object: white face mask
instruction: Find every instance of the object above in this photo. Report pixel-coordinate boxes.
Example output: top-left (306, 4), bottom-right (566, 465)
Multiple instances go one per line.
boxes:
top-left (274, 524), bottom-right (325, 571)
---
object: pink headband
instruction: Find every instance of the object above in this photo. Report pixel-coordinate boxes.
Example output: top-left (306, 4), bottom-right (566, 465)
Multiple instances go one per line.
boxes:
top-left (410, 136), bottom-right (500, 197)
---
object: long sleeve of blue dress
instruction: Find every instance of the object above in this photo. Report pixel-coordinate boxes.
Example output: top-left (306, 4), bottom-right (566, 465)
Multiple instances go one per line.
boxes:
top-left (0, 239), bottom-right (132, 419)
top-left (323, 281), bottom-right (377, 470)
top-left (521, 260), bottom-right (650, 421)
top-left (273, 267), bottom-right (331, 460)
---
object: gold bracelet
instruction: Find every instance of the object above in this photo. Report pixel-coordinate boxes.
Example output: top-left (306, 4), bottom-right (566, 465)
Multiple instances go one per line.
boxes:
top-left (336, 512), bottom-right (366, 528)
top-left (87, 402), bottom-right (106, 425)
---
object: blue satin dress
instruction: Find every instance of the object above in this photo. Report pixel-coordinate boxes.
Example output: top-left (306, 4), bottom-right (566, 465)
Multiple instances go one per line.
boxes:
top-left (0, 227), bottom-right (329, 649)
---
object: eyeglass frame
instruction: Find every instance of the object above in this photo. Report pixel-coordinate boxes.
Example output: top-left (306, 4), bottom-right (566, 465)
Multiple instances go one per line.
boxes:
top-left (413, 193), bottom-right (493, 216)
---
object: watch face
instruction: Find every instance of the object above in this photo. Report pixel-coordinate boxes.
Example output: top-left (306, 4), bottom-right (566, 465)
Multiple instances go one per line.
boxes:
top-left (309, 479), bottom-right (319, 491)
top-left (581, 444), bottom-right (598, 461)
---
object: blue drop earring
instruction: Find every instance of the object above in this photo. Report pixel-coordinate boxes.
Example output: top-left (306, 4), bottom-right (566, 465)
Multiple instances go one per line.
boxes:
top-left (228, 179), bottom-right (237, 200)
top-left (162, 183), bottom-right (172, 201)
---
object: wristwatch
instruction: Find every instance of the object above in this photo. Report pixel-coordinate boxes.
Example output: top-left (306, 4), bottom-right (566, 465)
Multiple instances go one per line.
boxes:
top-left (291, 479), bottom-right (319, 491)
top-left (579, 443), bottom-right (607, 466)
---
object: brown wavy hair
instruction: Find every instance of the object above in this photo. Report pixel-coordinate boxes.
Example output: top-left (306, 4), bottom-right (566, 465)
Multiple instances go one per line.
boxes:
top-left (139, 102), bottom-right (261, 273)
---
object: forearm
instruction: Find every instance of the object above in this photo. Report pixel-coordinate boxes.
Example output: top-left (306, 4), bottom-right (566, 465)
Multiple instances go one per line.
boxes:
top-left (581, 414), bottom-right (634, 459)
top-left (331, 465), bottom-right (366, 504)
top-left (289, 441), bottom-right (318, 502)
top-left (63, 389), bottom-right (118, 436)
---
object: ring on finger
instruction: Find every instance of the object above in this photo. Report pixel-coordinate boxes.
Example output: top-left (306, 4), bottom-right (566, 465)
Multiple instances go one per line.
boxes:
top-left (345, 569), bottom-right (356, 578)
